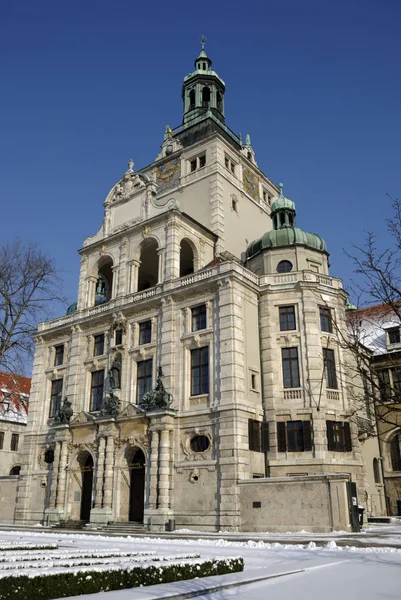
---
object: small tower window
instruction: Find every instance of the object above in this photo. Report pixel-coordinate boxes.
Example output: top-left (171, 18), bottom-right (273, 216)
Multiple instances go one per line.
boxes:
top-left (217, 92), bottom-right (222, 112)
top-left (189, 89), bottom-right (195, 110)
top-left (231, 198), bottom-right (238, 212)
top-left (203, 62), bottom-right (206, 70)
top-left (202, 86), bottom-right (210, 106)
top-left (247, 151), bottom-right (252, 160)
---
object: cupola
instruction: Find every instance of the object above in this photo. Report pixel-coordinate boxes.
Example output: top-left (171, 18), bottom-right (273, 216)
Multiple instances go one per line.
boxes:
top-left (182, 36), bottom-right (225, 125)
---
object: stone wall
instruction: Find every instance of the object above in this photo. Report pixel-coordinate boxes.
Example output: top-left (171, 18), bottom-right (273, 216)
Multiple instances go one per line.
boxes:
top-left (239, 474), bottom-right (351, 532)
top-left (0, 476), bottom-right (19, 522)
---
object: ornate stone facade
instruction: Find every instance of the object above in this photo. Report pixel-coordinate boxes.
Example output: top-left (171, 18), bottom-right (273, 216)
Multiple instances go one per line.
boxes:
top-left (14, 45), bottom-right (384, 531)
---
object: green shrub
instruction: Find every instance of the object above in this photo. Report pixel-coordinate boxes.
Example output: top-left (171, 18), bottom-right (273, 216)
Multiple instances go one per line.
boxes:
top-left (0, 557), bottom-right (244, 600)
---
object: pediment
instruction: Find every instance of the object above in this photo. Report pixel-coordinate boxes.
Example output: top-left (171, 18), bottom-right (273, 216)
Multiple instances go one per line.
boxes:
top-left (70, 411), bottom-right (96, 425)
top-left (117, 403), bottom-right (145, 418)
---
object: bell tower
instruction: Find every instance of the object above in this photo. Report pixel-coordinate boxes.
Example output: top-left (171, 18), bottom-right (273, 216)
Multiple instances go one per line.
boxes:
top-left (182, 36), bottom-right (225, 126)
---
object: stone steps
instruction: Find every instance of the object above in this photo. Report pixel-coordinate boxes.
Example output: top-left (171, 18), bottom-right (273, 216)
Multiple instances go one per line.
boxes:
top-left (101, 522), bottom-right (148, 534)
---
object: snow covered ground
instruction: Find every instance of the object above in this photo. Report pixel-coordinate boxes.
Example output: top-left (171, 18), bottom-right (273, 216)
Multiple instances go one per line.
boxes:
top-left (1, 526), bottom-right (401, 599)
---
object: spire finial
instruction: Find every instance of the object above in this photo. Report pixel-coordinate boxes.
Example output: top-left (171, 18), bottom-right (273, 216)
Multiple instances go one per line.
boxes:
top-left (201, 34), bottom-right (207, 51)
top-left (245, 133), bottom-right (251, 146)
top-left (279, 182), bottom-right (283, 195)
top-left (127, 159), bottom-right (134, 172)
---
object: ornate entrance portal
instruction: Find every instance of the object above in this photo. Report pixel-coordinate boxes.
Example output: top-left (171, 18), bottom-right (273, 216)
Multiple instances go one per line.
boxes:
top-left (128, 448), bottom-right (145, 522)
top-left (80, 453), bottom-right (94, 522)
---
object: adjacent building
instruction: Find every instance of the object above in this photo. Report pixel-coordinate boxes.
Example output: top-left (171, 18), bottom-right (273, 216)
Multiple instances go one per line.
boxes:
top-left (0, 372), bottom-right (30, 523)
top-left (349, 303), bottom-right (401, 516)
top-left (15, 44), bottom-right (384, 531)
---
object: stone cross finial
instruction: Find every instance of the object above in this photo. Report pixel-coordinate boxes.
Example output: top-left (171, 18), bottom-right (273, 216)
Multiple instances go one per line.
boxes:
top-left (201, 34), bottom-right (207, 51)
top-left (127, 159), bottom-right (134, 172)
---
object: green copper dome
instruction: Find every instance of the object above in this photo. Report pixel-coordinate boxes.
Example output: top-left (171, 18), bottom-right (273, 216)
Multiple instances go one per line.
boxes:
top-left (66, 301), bottom-right (77, 315)
top-left (246, 184), bottom-right (328, 259)
top-left (247, 228), bottom-right (327, 258)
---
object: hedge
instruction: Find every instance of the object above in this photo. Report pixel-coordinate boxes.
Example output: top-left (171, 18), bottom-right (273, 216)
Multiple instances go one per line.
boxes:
top-left (0, 557), bottom-right (244, 600)
top-left (0, 545), bottom-right (58, 552)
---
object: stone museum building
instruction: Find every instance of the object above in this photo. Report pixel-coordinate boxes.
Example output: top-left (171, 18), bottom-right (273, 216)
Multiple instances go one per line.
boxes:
top-left (14, 44), bottom-right (384, 531)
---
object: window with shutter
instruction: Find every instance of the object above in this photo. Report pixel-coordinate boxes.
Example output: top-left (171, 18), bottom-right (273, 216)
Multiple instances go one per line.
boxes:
top-left (327, 420), bottom-right (352, 452)
top-left (277, 422), bottom-right (287, 452)
top-left (327, 420), bottom-right (335, 451)
top-left (343, 422), bottom-right (352, 451)
top-left (303, 421), bottom-right (312, 451)
top-left (248, 419), bottom-right (267, 452)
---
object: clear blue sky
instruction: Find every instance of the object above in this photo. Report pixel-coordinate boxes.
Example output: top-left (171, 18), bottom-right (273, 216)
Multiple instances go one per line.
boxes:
top-left (1, 0), bottom-right (400, 312)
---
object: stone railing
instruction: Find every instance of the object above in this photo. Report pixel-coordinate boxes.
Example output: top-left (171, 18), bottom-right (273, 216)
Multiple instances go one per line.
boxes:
top-left (260, 271), bottom-right (342, 289)
top-left (327, 390), bottom-right (340, 401)
top-left (284, 388), bottom-right (303, 400)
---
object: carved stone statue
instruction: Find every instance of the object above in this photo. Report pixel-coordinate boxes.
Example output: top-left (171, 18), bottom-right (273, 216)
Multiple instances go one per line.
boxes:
top-left (140, 366), bottom-right (173, 411)
top-left (100, 393), bottom-right (120, 417)
top-left (108, 354), bottom-right (122, 390)
top-left (54, 397), bottom-right (73, 424)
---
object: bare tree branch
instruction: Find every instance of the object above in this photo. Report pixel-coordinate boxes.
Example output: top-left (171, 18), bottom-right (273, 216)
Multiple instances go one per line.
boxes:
top-left (0, 239), bottom-right (65, 374)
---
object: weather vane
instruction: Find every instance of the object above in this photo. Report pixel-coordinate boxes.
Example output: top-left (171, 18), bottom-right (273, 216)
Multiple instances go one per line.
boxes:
top-left (201, 34), bottom-right (207, 51)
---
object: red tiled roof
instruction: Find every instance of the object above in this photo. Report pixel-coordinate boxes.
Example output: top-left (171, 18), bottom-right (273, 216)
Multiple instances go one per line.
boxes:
top-left (0, 372), bottom-right (30, 420)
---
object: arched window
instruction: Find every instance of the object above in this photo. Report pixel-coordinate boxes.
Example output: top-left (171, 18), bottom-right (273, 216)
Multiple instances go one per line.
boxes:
top-left (138, 239), bottom-right (159, 291)
top-left (217, 91), bottom-right (222, 112)
top-left (94, 257), bottom-right (113, 305)
top-left (189, 89), bottom-right (195, 110)
top-left (373, 458), bottom-right (381, 483)
top-left (277, 260), bottom-right (293, 273)
top-left (202, 87), bottom-right (210, 107)
top-left (180, 239), bottom-right (195, 277)
top-left (9, 466), bottom-right (21, 475)
top-left (390, 433), bottom-right (401, 471)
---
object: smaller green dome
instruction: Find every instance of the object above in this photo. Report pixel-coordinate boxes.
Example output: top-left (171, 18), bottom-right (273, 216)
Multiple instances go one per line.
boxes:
top-left (66, 301), bottom-right (77, 315)
top-left (246, 227), bottom-right (327, 258)
top-left (270, 183), bottom-right (296, 215)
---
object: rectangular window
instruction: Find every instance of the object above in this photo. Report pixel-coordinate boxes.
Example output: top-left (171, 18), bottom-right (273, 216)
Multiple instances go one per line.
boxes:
top-left (326, 420), bottom-right (352, 452)
top-left (393, 368), bottom-right (401, 398)
top-left (323, 348), bottom-right (338, 389)
top-left (0, 432), bottom-right (4, 450)
top-left (10, 433), bottom-right (19, 452)
top-left (115, 328), bottom-right (123, 346)
top-left (93, 334), bottom-right (105, 357)
top-left (281, 347), bottom-right (300, 388)
top-left (190, 159), bottom-right (197, 172)
top-left (224, 154), bottom-right (236, 175)
top-left (137, 359), bottom-right (153, 403)
top-left (54, 344), bottom-right (64, 366)
top-left (277, 421), bottom-right (312, 452)
top-left (91, 370), bottom-right (104, 411)
top-left (191, 347), bottom-right (209, 395)
top-left (320, 307), bottom-right (332, 333)
top-left (251, 373), bottom-right (257, 390)
top-left (49, 378), bottom-right (63, 418)
top-left (139, 321), bottom-right (152, 345)
top-left (279, 305), bottom-right (296, 331)
top-left (248, 419), bottom-right (269, 452)
top-left (192, 304), bottom-right (207, 332)
top-left (388, 327), bottom-right (401, 344)
top-left (199, 154), bottom-right (206, 169)
top-left (378, 369), bottom-right (391, 402)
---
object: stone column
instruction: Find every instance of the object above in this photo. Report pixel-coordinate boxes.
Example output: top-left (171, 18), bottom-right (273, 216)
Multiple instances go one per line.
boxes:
top-left (157, 248), bottom-right (165, 284)
top-left (111, 265), bottom-right (118, 299)
top-left (94, 437), bottom-right (106, 508)
top-left (49, 441), bottom-right (61, 509)
top-left (128, 260), bottom-right (140, 294)
top-left (103, 436), bottom-right (115, 510)
top-left (87, 276), bottom-right (97, 308)
top-left (149, 430), bottom-right (159, 509)
top-left (55, 441), bottom-right (68, 508)
top-left (158, 428), bottom-right (170, 509)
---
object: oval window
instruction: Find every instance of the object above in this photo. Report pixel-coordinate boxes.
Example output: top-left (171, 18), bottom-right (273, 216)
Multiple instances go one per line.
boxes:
top-left (190, 435), bottom-right (210, 453)
top-left (277, 260), bottom-right (293, 273)
top-left (44, 449), bottom-right (55, 464)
